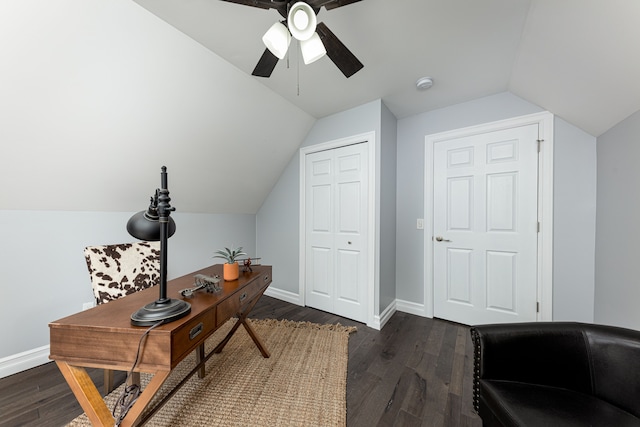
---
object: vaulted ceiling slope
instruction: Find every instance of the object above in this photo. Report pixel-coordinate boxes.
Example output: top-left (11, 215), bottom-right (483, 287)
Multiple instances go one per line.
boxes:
top-left (1, 0), bottom-right (314, 214)
top-left (134, 0), bottom-right (640, 137)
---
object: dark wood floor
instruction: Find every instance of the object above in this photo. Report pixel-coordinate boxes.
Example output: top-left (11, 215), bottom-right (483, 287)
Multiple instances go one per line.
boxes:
top-left (0, 296), bottom-right (481, 427)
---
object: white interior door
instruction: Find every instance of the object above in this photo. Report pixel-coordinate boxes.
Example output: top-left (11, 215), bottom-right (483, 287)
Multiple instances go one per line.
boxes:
top-left (305, 142), bottom-right (368, 323)
top-left (433, 124), bottom-right (539, 325)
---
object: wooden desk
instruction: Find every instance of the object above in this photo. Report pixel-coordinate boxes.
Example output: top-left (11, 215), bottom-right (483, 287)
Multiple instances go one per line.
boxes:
top-left (49, 264), bottom-right (272, 427)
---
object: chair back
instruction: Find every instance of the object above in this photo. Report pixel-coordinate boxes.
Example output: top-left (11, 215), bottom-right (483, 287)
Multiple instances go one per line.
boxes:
top-left (84, 242), bottom-right (160, 305)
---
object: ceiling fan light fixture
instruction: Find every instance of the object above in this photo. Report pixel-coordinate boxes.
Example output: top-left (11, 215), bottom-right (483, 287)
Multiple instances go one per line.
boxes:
top-left (262, 21), bottom-right (291, 59)
top-left (288, 1), bottom-right (317, 41)
top-left (301, 32), bottom-right (326, 64)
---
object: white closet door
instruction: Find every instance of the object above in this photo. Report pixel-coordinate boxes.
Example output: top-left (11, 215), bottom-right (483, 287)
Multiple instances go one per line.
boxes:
top-left (305, 142), bottom-right (368, 323)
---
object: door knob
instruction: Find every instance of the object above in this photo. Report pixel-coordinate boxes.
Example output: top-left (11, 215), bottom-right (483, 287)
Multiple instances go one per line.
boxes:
top-left (435, 236), bottom-right (452, 242)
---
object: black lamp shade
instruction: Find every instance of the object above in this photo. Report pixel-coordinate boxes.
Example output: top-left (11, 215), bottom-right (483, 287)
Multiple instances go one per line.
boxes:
top-left (126, 210), bottom-right (176, 241)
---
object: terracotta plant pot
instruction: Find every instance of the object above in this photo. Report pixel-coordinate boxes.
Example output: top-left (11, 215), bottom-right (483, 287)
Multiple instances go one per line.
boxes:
top-left (223, 262), bottom-right (240, 281)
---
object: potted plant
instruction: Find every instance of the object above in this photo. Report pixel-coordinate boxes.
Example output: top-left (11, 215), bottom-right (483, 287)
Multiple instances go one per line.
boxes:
top-left (213, 246), bottom-right (247, 281)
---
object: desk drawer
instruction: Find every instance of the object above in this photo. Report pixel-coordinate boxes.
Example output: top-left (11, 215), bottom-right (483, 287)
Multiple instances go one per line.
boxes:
top-left (172, 311), bottom-right (215, 366)
top-left (216, 271), bottom-right (271, 325)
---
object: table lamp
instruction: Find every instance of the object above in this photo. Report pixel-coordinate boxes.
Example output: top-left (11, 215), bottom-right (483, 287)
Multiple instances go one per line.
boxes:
top-left (126, 166), bottom-right (191, 326)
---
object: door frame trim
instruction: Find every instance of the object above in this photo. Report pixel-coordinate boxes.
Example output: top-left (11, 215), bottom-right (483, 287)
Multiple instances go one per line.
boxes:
top-left (424, 112), bottom-right (554, 321)
top-left (299, 131), bottom-right (377, 328)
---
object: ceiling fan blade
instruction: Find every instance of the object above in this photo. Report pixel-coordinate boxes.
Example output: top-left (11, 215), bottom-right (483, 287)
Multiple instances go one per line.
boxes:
top-left (316, 22), bottom-right (363, 78)
top-left (220, 0), bottom-right (288, 18)
top-left (252, 48), bottom-right (279, 77)
top-left (305, 0), bottom-right (334, 9)
top-left (316, 0), bottom-right (362, 11)
top-left (219, 0), bottom-right (274, 9)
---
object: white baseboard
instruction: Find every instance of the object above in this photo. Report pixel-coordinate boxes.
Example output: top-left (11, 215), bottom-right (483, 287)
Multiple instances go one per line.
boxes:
top-left (369, 299), bottom-right (428, 330)
top-left (264, 286), bottom-right (303, 306)
top-left (396, 298), bottom-right (428, 317)
top-left (368, 300), bottom-right (396, 330)
top-left (0, 345), bottom-right (50, 379)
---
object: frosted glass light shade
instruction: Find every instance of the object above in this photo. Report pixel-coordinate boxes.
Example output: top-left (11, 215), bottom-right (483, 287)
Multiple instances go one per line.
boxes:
top-left (301, 32), bottom-right (326, 64)
top-left (288, 1), bottom-right (316, 41)
top-left (262, 22), bottom-right (291, 59)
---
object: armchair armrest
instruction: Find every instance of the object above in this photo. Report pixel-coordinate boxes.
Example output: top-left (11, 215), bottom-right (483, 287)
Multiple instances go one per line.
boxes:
top-left (470, 322), bottom-right (593, 412)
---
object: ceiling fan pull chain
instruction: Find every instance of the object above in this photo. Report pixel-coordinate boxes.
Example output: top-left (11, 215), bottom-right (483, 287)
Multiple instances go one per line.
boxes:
top-left (297, 39), bottom-right (301, 96)
top-left (286, 39), bottom-right (290, 70)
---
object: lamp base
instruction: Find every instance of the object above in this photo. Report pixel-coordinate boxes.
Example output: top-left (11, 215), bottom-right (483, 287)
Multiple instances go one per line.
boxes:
top-left (131, 298), bottom-right (191, 326)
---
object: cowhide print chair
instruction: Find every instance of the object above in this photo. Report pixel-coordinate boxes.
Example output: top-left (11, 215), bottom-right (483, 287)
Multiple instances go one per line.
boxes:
top-left (83, 241), bottom-right (160, 394)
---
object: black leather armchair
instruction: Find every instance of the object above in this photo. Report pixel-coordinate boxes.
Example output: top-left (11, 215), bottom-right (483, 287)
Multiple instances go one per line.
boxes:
top-left (470, 322), bottom-right (640, 426)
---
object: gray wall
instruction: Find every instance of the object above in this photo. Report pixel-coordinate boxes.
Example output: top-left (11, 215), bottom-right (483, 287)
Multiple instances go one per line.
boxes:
top-left (379, 102), bottom-right (398, 313)
top-left (552, 118), bottom-right (597, 321)
top-left (395, 92), bottom-right (597, 321)
top-left (595, 109), bottom-right (640, 329)
top-left (0, 210), bottom-right (255, 363)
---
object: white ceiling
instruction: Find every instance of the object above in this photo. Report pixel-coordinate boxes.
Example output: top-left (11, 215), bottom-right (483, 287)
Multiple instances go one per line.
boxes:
top-left (133, 0), bottom-right (640, 137)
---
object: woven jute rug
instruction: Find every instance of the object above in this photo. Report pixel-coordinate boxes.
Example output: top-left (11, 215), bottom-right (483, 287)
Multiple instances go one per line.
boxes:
top-left (68, 318), bottom-right (356, 427)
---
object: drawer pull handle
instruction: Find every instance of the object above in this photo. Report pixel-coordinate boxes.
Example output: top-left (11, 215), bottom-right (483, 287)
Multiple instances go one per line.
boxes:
top-left (264, 275), bottom-right (270, 282)
top-left (239, 292), bottom-right (247, 302)
top-left (190, 322), bottom-right (203, 340)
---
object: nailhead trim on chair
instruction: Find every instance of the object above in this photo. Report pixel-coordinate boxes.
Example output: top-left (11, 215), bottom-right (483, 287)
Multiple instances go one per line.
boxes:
top-left (470, 327), bottom-right (481, 414)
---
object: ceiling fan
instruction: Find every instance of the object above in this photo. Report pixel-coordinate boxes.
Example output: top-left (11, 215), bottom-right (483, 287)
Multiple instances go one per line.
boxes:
top-left (220, 0), bottom-right (364, 78)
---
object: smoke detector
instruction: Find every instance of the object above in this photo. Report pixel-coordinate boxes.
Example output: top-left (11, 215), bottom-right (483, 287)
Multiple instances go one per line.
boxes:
top-left (416, 77), bottom-right (434, 90)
